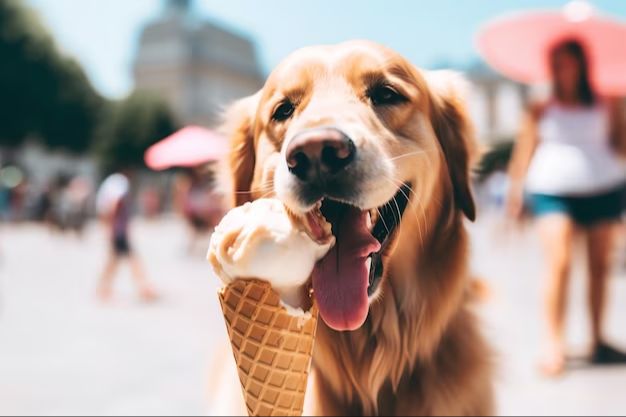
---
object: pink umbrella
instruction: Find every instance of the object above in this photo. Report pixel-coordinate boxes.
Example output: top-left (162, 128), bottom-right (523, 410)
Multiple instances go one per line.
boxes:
top-left (476, 0), bottom-right (626, 95)
top-left (144, 125), bottom-right (228, 171)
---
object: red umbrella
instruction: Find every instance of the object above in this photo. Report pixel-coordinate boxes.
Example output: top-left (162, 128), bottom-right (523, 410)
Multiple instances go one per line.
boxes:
top-left (476, 0), bottom-right (626, 95)
top-left (144, 125), bottom-right (228, 171)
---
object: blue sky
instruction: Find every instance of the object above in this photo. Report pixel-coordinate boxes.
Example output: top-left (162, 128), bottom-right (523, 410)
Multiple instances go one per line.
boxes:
top-left (25, 0), bottom-right (626, 98)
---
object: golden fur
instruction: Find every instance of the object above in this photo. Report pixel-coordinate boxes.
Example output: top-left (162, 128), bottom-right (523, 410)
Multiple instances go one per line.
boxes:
top-left (218, 41), bottom-right (494, 416)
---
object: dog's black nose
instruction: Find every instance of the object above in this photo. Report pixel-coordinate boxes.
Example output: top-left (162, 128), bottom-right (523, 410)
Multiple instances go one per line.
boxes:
top-left (286, 128), bottom-right (356, 182)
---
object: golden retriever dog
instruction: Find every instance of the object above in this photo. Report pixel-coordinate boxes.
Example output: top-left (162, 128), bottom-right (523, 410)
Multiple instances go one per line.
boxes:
top-left (215, 40), bottom-right (494, 416)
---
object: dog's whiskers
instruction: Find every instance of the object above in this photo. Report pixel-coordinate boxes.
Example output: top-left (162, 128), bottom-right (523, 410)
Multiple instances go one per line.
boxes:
top-left (403, 182), bottom-right (427, 248)
top-left (256, 189), bottom-right (276, 200)
top-left (383, 200), bottom-right (399, 229)
top-left (376, 207), bottom-right (391, 237)
top-left (384, 177), bottom-right (425, 248)
top-left (391, 195), bottom-right (403, 231)
top-left (387, 150), bottom-right (431, 162)
top-left (232, 181), bottom-right (275, 195)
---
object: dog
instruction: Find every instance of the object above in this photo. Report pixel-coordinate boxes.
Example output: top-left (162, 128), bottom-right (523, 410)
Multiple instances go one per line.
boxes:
top-left (215, 40), bottom-right (494, 416)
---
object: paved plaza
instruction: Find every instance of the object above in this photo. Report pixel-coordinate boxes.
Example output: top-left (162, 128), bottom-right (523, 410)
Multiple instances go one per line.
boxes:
top-left (0, 216), bottom-right (625, 415)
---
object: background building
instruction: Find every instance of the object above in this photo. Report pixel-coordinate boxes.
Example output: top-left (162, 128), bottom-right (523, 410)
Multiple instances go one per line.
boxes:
top-left (133, 0), bottom-right (265, 127)
top-left (134, 1), bottom-right (527, 142)
top-left (464, 62), bottom-right (530, 144)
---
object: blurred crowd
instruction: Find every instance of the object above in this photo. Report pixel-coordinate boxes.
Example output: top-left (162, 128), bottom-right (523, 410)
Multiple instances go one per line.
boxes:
top-left (0, 164), bottom-right (91, 229)
top-left (0, 163), bottom-right (224, 240)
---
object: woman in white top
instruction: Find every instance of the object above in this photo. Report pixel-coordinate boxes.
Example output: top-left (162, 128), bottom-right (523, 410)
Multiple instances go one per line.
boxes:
top-left (507, 39), bottom-right (626, 376)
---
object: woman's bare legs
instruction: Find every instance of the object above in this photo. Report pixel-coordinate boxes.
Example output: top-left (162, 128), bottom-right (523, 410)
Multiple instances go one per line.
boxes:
top-left (585, 222), bottom-right (615, 349)
top-left (98, 253), bottom-right (157, 303)
top-left (129, 255), bottom-right (158, 302)
top-left (97, 254), bottom-right (119, 302)
top-left (584, 221), bottom-right (626, 366)
top-left (537, 214), bottom-right (576, 376)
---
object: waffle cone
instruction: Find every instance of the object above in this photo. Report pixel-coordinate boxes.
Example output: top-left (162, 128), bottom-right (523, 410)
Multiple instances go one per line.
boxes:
top-left (218, 279), bottom-right (318, 416)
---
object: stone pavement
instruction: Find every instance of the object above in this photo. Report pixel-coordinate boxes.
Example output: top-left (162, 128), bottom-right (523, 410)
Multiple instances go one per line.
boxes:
top-left (470, 216), bottom-right (626, 416)
top-left (0, 217), bottom-right (624, 415)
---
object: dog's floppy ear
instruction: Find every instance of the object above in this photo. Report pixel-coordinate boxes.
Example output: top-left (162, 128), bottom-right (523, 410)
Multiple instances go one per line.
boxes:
top-left (426, 70), bottom-right (477, 221)
top-left (220, 92), bottom-right (261, 207)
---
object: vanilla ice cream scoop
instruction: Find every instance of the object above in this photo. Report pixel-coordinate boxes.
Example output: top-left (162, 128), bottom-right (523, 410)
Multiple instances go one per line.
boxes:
top-left (208, 199), bottom-right (333, 310)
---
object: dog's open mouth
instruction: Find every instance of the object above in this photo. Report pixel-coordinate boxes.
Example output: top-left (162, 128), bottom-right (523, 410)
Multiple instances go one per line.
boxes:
top-left (303, 183), bottom-right (412, 331)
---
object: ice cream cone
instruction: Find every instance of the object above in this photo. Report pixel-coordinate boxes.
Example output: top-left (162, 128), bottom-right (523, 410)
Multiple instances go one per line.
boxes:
top-left (218, 279), bottom-right (318, 417)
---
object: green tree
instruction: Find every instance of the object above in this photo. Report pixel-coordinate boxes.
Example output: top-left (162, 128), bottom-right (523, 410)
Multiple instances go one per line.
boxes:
top-left (0, 0), bottom-right (102, 152)
top-left (93, 91), bottom-right (179, 173)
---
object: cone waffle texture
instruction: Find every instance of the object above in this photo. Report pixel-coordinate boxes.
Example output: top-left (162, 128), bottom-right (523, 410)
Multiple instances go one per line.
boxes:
top-left (218, 279), bottom-right (318, 416)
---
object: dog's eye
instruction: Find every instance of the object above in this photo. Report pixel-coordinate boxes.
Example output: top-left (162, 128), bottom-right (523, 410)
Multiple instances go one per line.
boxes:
top-left (271, 100), bottom-right (295, 122)
top-left (368, 84), bottom-right (407, 107)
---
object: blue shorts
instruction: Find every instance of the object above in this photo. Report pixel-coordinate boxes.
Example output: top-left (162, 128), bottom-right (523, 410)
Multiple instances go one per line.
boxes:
top-left (112, 234), bottom-right (132, 256)
top-left (530, 187), bottom-right (624, 227)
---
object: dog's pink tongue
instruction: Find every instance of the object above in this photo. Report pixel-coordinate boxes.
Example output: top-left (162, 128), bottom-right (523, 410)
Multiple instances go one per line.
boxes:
top-left (312, 207), bottom-right (381, 331)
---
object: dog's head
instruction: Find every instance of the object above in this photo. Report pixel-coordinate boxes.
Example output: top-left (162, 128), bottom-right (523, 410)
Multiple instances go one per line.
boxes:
top-left (222, 41), bottom-right (476, 331)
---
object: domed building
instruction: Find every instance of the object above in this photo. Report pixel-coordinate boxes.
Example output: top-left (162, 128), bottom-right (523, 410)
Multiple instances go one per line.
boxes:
top-left (133, 0), bottom-right (264, 127)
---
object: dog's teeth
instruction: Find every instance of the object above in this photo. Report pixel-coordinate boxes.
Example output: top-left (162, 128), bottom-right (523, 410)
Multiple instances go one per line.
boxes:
top-left (365, 257), bottom-right (372, 273)
top-left (366, 211), bottom-right (372, 229)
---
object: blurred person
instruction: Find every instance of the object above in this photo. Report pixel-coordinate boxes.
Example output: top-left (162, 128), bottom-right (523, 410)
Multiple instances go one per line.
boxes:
top-left (0, 182), bottom-right (9, 222)
top-left (507, 39), bottom-right (626, 376)
top-left (174, 166), bottom-right (223, 253)
top-left (0, 165), bottom-right (26, 221)
top-left (139, 185), bottom-right (162, 219)
top-left (32, 183), bottom-right (54, 225)
top-left (53, 174), bottom-right (93, 234)
top-left (96, 170), bottom-right (157, 302)
top-left (8, 179), bottom-right (28, 222)
top-left (63, 176), bottom-right (92, 235)
top-left (0, 182), bottom-right (5, 263)
top-left (39, 175), bottom-right (68, 232)
top-left (50, 175), bottom-right (71, 231)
